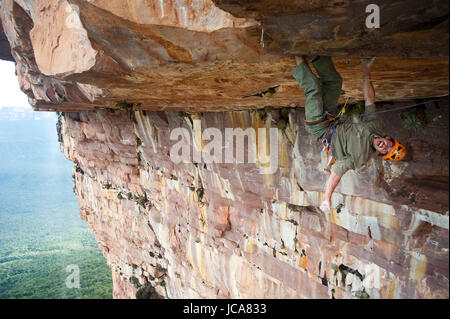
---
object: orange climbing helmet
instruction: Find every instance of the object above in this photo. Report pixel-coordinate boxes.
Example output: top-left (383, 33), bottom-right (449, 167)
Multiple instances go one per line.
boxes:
top-left (381, 139), bottom-right (406, 162)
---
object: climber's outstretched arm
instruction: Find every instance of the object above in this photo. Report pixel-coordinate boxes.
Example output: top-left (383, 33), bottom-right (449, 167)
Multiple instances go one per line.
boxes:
top-left (362, 57), bottom-right (376, 106)
top-left (320, 172), bottom-right (341, 211)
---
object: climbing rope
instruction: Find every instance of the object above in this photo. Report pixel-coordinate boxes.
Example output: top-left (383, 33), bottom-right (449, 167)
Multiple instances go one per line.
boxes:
top-left (331, 97), bottom-right (447, 123)
top-left (336, 96), bottom-right (351, 118)
top-left (358, 97), bottom-right (447, 117)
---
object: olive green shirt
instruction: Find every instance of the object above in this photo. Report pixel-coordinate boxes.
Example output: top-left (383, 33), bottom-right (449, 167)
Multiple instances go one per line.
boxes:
top-left (330, 104), bottom-right (384, 177)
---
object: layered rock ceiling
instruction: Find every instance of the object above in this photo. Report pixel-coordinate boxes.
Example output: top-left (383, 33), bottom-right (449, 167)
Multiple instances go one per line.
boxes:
top-left (1, 0), bottom-right (449, 299)
top-left (0, 0), bottom-right (448, 112)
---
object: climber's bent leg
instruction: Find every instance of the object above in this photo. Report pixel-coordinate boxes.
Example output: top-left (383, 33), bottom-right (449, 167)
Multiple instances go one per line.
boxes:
top-left (312, 56), bottom-right (343, 115)
top-left (292, 61), bottom-right (329, 138)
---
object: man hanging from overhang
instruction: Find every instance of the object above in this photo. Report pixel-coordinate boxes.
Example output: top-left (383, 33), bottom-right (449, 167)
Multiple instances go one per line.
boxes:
top-left (292, 56), bottom-right (406, 211)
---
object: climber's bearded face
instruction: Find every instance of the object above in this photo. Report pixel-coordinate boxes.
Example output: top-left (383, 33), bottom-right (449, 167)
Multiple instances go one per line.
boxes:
top-left (373, 135), bottom-right (394, 155)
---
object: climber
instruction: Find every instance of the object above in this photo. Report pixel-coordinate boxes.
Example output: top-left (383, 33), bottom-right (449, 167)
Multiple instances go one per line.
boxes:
top-left (291, 56), bottom-right (406, 211)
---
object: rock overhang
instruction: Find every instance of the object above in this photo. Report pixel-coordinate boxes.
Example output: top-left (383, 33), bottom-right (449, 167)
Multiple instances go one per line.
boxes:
top-left (0, 0), bottom-right (448, 113)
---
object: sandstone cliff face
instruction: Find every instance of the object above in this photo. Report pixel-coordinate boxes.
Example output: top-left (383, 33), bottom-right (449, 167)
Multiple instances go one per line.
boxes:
top-left (58, 102), bottom-right (448, 299)
top-left (1, 0), bottom-right (449, 299)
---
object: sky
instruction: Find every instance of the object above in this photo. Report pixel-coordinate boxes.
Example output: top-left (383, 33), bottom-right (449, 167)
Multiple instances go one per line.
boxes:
top-left (0, 60), bottom-right (31, 109)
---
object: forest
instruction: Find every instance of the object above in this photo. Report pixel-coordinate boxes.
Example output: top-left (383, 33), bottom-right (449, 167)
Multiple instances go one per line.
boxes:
top-left (0, 113), bottom-right (112, 299)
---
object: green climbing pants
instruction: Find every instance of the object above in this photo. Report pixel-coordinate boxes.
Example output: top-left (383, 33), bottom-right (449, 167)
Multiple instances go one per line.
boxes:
top-left (291, 56), bottom-right (343, 138)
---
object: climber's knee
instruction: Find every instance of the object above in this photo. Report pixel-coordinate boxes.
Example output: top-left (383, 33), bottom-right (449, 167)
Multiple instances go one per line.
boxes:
top-left (304, 76), bottom-right (322, 98)
top-left (304, 96), bottom-right (327, 123)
